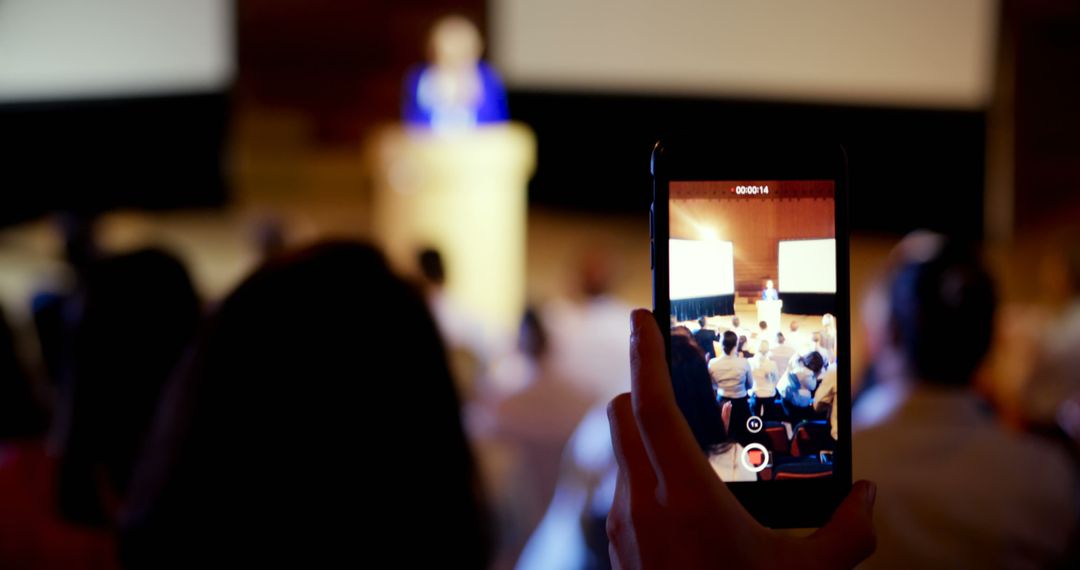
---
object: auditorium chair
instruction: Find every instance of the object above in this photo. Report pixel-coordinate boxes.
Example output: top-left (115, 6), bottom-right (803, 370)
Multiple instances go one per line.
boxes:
top-left (763, 421), bottom-right (790, 457)
top-left (789, 420), bottom-right (832, 457)
top-left (772, 460), bottom-right (834, 480)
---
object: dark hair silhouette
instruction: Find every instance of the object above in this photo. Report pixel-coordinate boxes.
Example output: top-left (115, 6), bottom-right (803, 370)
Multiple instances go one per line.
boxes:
top-left (801, 351), bottom-right (826, 377)
top-left (721, 331), bottom-right (738, 355)
top-left (120, 241), bottom-right (489, 568)
top-left (0, 306), bottom-right (47, 440)
top-left (55, 248), bottom-right (200, 526)
top-left (417, 247), bottom-right (446, 286)
top-left (670, 335), bottom-right (729, 454)
top-left (737, 335), bottom-right (750, 356)
top-left (889, 238), bottom-right (995, 385)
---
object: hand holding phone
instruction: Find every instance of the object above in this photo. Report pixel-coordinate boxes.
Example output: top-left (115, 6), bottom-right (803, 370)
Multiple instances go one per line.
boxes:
top-left (606, 309), bottom-right (876, 568)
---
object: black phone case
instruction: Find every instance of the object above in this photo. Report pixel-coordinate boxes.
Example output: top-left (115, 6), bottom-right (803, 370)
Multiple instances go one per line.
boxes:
top-left (651, 138), bottom-right (852, 528)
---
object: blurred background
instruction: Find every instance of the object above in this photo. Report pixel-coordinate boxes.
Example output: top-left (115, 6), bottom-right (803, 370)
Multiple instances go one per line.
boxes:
top-left (1, 0), bottom-right (1079, 569)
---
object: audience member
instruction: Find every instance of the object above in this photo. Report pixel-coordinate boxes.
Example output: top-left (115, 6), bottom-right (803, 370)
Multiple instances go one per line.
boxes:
top-left (770, 331), bottom-right (796, 376)
top-left (487, 309), bottom-right (593, 567)
top-left (693, 316), bottom-right (718, 359)
top-left (540, 248), bottom-right (631, 404)
top-left (707, 331), bottom-right (752, 444)
top-left (736, 334), bottom-right (754, 358)
top-left (853, 231), bottom-right (1078, 569)
top-left (54, 249), bottom-right (201, 527)
top-left (755, 320), bottom-right (769, 342)
top-left (728, 315), bottom-right (752, 340)
top-left (812, 330), bottom-right (832, 365)
top-left (32, 212), bottom-right (101, 387)
top-left (820, 313), bottom-right (838, 358)
top-left (788, 319), bottom-right (808, 351)
top-left (417, 247), bottom-right (489, 400)
top-left (119, 242), bottom-right (490, 569)
top-left (749, 340), bottom-right (779, 417)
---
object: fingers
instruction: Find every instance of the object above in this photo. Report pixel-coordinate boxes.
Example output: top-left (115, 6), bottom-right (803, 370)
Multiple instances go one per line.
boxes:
top-left (608, 394), bottom-right (656, 491)
top-left (606, 471), bottom-right (643, 570)
top-left (628, 309), bottom-right (713, 491)
top-left (805, 480), bottom-right (878, 569)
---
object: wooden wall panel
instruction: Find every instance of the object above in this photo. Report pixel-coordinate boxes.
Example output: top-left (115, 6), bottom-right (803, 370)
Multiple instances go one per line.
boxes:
top-left (669, 197), bottom-right (834, 294)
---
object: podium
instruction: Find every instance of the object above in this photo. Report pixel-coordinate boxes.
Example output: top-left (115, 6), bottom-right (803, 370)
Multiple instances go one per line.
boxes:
top-left (367, 123), bottom-right (536, 339)
top-left (756, 300), bottom-right (783, 335)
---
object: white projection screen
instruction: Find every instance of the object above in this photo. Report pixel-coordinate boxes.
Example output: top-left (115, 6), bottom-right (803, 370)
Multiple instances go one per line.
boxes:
top-left (491, 0), bottom-right (997, 108)
top-left (669, 240), bottom-right (735, 300)
top-left (0, 0), bottom-right (233, 103)
top-left (778, 239), bottom-right (837, 293)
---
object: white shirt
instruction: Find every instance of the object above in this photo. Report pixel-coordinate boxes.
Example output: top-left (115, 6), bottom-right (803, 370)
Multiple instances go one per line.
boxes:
top-left (786, 330), bottom-right (811, 354)
top-left (750, 355), bottom-right (779, 398)
top-left (708, 353), bottom-right (752, 399)
top-left (770, 343), bottom-right (796, 376)
top-left (542, 295), bottom-right (632, 404)
top-left (854, 386), bottom-right (1078, 570)
top-left (708, 444), bottom-right (757, 482)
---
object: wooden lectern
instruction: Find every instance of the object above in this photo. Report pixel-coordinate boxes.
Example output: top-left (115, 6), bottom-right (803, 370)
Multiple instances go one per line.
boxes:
top-left (756, 299), bottom-right (783, 334)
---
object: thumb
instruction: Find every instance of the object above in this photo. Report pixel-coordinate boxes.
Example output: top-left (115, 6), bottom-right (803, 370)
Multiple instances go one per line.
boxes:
top-left (806, 480), bottom-right (877, 569)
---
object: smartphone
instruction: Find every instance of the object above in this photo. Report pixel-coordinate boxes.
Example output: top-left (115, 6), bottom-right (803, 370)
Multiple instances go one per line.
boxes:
top-left (650, 139), bottom-right (851, 528)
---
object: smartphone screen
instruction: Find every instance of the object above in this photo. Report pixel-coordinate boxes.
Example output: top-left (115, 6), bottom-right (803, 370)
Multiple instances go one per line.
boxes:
top-left (667, 179), bottom-right (839, 483)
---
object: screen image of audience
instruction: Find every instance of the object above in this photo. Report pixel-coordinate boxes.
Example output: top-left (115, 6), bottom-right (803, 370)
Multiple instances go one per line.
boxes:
top-left (671, 312), bottom-right (839, 482)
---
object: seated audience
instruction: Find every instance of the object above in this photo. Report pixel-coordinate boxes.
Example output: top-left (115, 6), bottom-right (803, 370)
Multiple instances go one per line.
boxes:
top-left (854, 232), bottom-right (1079, 569)
top-left (0, 300), bottom-right (112, 569)
top-left (119, 242), bottom-right (490, 569)
top-left (669, 335), bottom-right (754, 481)
top-left (779, 351), bottom-right (825, 424)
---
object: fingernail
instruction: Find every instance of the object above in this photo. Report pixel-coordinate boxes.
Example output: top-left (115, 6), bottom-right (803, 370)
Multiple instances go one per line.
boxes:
top-left (863, 481), bottom-right (877, 514)
top-left (630, 309), bottom-right (645, 335)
